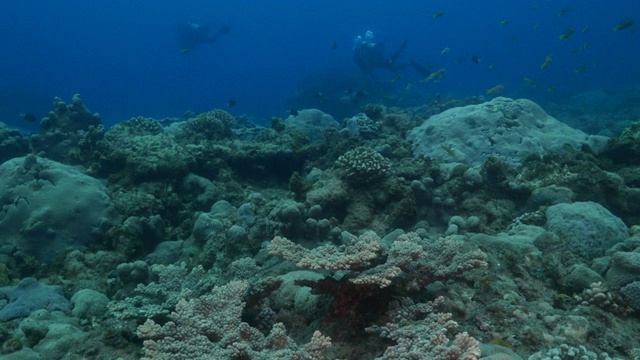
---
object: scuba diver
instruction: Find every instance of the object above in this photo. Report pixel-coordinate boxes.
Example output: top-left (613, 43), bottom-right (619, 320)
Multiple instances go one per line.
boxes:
top-left (178, 22), bottom-right (230, 53)
top-left (353, 30), bottom-right (430, 76)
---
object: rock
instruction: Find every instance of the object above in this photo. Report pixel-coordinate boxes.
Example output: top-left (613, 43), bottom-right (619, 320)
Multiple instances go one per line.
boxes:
top-left (0, 278), bottom-right (69, 321)
top-left (546, 202), bottom-right (628, 260)
top-left (284, 108), bottom-right (339, 140)
top-left (406, 97), bottom-right (608, 167)
top-left (0, 155), bottom-right (120, 262)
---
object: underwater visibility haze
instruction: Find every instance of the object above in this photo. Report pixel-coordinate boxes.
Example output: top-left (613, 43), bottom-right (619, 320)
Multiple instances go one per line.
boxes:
top-left (2, 1), bottom-right (640, 360)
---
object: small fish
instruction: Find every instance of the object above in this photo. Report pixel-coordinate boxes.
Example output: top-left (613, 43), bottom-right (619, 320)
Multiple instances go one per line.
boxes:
top-left (227, 99), bottom-right (237, 108)
top-left (583, 41), bottom-right (592, 49)
top-left (530, 5), bottom-right (538, 11)
top-left (332, 42), bottom-right (337, 49)
top-left (500, 19), bottom-right (509, 26)
top-left (289, 109), bottom-right (299, 116)
top-left (20, 112), bottom-right (37, 122)
top-left (523, 77), bottom-right (536, 87)
top-left (547, 86), bottom-right (558, 92)
top-left (471, 55), bottom-right (481, 64)
top-left (314, 91), bottom-right (323, 98)
top-left (440, 144), bottom-right (456, 157)
top-left (559, 28), bottom-right (576, 40)
top-left (421, 69), bottom-right (446, 83)
top-left (486, 84), bottom-right (505, 95)
top-left (533, 23), bottom-right (540, 30)
top-left (390, 75), bottom-right (403, 83)
top-left (404, 83), bottom-right (414, 91)
top-left (488, 63), bottom-right (494, 70)
top-left (582, 26), bottom-right (591, 33)
top-left (440, 47), bottom-right (450, 55)
top-left (180, 48), bottom-right (192, 54)
top-left (433, 11), bottom-right (444, 19)
top-left (613, 19), bottom-right (635, 31)
top-left (558, 7), bottom-right (573, 16)
top-left (575, 65), bottom-right (588, 74)
top-left (540, 54), bottom-right (553, 69)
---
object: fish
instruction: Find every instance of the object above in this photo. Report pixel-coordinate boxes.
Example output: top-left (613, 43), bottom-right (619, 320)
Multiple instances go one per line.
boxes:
top-left (486, 84), bottom-right (505, 95)
top-left (20, 112), bottom-right (37, 122)
top-left (471, 55), bottom-right (481, 64)
top-left (390, 75), bottom-right (403, 83)
top-left (540, 54), bottom-right (553, 69)
top-left (547, 86), bottom-right (558, 92)
top-left (523, 77), bottom-right (536, 87)
top-left (180, 48), bottom-right (192, 54)
top-left (530, 5), bottom-right (538, 11)
top-left (487, 64), bottom-right (494, 70)
top-left (575, 65), bottom-right (588, 74)
top-left (500, 19), bottom-right (510, 26)
top-left (582, 26), bottom-right (591, 33)
top-left (421, 69), bottom-right (446, 83)
top-left (440, 47), bottom-right (450, 55)
top-left (583, 41), bottom-right (592, 49)
top-left (227, 99), bottom-right (237, 108)
top-left (559, 28), bottom-right (576, 40)
top-left (332, 42), bottom-right (337, 49)
top-left (613, 19), bottom-right (635, 31)
top-left (533, 23), bottom-right (540, 30)
top-left (289, 109), bottom-right (299, 116)
top-left (433, 11), bottom-right (444, 19)
top-left (558, 7), bottom-right (573, 16)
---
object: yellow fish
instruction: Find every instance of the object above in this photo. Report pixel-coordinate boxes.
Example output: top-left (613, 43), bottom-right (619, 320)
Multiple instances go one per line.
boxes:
top-left (575, 66), bottom-right (588, 74)
top-left (523, 77), bottom-right (536, 87)
top-left (614, 19), bottom-right (635, 31)
top-left (421, 69), bottom-right (446, 83)
top-left (440, 47), bottom-right (450, 55)
top-left (559, 28), bottom-right (576, 40)
top-left (486, 84), bottom-right (505, 95)
top-left (540, 54), bottom-right (553, 69)
top-left (433, 11), bottom-right (444, 19)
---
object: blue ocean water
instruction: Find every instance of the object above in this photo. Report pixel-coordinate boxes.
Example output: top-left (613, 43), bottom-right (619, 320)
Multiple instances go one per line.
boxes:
top-left (1, 1), bottom-right (638, 130)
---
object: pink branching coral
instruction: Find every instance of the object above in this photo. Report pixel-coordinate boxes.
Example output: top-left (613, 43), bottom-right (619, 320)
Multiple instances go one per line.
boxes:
top-left (137, 280), bottom-right (331, 359)
top-left (268, 231), bottom-right (487, 290)
top-left (366, 296), bottom-right (481, 360)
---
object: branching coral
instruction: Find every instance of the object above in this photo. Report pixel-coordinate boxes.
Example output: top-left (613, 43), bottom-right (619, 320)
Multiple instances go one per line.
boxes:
top-left (366, 296), bottom-right (481, 360)
top-left (336, 146), bottom-right (391, 184)
top-left (137, 280), bottom-right (331, 360)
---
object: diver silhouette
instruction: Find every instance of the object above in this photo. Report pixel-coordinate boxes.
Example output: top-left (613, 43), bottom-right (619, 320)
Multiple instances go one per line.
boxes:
top-left (178, 22), bottom-right (230, 53)
top-left (353, 30), bottom-right (430, 76)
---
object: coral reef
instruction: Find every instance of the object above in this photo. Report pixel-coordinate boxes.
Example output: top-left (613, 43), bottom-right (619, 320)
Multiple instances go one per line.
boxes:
top-left (2, 96), bottom-right (640, 359)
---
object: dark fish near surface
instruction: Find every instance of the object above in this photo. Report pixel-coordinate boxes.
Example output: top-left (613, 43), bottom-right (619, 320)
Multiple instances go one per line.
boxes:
top-left (227, 99), bottom-right (237, 108)
top-left (289, 109), bottom-right (299, 116)
top-left (558, 7), bottom-right (573, 16)
top-left (20, 112), bottom-right (37, 122)
top-left (614, 19), bottom-right (635, 31)
top-left (559, 28), bottom-right (576, 40)
top-left (471, 55), bottom-right (481, 64)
